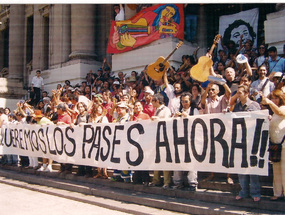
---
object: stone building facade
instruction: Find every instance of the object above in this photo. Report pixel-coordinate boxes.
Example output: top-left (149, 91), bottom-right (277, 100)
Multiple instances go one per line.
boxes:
top-left (0, 4), bottom-right (282, 109)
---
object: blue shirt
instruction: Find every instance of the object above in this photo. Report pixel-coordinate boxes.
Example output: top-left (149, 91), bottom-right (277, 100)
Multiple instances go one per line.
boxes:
top-left (268, 56), bottom-right (285, 73)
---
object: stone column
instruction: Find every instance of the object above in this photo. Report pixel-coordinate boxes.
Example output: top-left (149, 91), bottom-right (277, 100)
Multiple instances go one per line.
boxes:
top-left (69, 4), bottom-right (96, 60)
top-left (32, 5), bottom-right (43, 70)
top-left (0, 31), bottom-right (3, 70)
top-left (8, 4), bottom-right (25, 79)
top-left (50, 4), bottom-right (71, 66)
top-left (197, 4), bottom-right (207, 50)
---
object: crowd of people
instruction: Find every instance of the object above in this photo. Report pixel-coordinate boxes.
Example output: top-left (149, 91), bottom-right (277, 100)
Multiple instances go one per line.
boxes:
top-left (0, 34), bottom-right (285, 202)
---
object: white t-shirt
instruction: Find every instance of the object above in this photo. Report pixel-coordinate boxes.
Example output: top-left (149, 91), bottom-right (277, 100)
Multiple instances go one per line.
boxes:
top-left (115, 6), bottom-right (125, 21)
top-left (32, 76), bottom-right (44, 88)
top-left (270, 106), bottom-right (285, 144)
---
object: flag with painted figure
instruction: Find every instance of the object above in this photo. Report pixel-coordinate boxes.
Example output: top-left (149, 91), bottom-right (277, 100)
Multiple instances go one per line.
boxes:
top-left (107, 4), bottom-right (184, 54)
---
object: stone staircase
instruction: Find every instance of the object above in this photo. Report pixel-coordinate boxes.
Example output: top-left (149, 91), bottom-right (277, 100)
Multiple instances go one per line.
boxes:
top-left (0, 162), bottom-right (282, 215)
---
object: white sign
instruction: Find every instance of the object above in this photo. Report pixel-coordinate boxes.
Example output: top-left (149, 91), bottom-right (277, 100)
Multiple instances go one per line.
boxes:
top-left (0, 110), bottom-right (270, 175)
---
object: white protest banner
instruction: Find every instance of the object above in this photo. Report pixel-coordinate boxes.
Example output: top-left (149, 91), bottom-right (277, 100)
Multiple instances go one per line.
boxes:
top-left (0, 110), bottom-right (269, 175)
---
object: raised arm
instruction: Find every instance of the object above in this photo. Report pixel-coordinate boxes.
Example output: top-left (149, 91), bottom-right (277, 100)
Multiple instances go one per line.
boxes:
top-left (262, 98), bottom-right (285, 116)
top-left (201, 85), bottom-right (210, 109)
top-left (223, 83), bottom-right (231, 100)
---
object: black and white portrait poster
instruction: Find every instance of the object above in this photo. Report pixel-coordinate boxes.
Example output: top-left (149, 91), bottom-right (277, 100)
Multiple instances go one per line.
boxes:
top-left (219, 8), bottom-right (259, 50)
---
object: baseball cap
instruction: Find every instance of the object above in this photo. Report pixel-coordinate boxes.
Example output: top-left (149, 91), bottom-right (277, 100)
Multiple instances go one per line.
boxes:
top-left (144, 88), bottom-right (154, 95)
top-left (117, 102), bottom-right (128, 108)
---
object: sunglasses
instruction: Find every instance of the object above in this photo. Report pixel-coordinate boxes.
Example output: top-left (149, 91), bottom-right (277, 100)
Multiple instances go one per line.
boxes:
top-left (259, 47), bottom-right (265, 49)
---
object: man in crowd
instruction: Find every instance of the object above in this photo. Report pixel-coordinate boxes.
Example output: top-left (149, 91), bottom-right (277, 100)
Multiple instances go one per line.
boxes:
top-left (149, 93), bottom-right (172, 189)
top-left (233, 85), bottom-right (261, 202)
top-left (31, 70), bottom-right (44, 106)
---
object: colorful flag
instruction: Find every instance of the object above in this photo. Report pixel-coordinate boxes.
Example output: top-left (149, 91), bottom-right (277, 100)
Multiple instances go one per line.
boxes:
top-left (107, 4), bottom-right (184, 54)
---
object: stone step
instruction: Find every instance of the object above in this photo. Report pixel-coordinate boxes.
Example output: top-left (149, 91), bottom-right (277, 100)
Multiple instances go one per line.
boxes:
top-left (0, 165), bottom-right (283, 214)
top-left (0, 168), bottom-right (282, 215)
top-left (14, 161), bottom-right (277, 197)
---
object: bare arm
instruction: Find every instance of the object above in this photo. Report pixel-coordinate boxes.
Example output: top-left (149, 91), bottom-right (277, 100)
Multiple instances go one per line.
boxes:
top-left (262, 98), bottom-right (285, 116)
top-left (223, 83), bottom-right (231, 100)
top-left (244, 61), bottom-right (252, 76)
top-left (200, 86), bottom-right (210, 109)
top-left (163, 69), bottom-right (169, 87)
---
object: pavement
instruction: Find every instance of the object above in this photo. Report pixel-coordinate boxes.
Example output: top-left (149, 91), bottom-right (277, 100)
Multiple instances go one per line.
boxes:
top-left (0, 165), bottom-right (283, 215)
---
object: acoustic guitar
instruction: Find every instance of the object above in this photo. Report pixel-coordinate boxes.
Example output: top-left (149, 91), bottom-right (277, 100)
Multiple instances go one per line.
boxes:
top-left (147, 41), bottom-right (183, 81)
top-left (190, 35), bottom-right (221, 82)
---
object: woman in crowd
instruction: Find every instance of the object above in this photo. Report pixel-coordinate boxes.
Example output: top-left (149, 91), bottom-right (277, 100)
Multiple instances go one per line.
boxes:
top-left (88, 103), bottom-right (109, 179)
top-left (191, 83), bottom-right (202, 109)
top-left (131, 101), bottom-right (151, 185)
top-left (74, 102), bottom-right (92, 177)
top-left (261, 89), bottom-right (285, 201)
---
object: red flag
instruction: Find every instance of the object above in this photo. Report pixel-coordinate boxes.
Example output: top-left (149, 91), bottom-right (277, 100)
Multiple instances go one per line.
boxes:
top-left (107, 4), bottom-right (184, 54)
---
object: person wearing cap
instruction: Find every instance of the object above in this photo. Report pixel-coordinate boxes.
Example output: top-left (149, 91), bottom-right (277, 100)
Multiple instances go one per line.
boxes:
top-left (149, 93), bottom-right (172, 189)
top-left (111, 80), bottom-right (121, 98)
top-left (125, 76), bottom-right (137, 94)
top-left (97, 68), bottom-right (103, 79)
top-left (142, 86), bottom-right (155, 118)
top-left (272, 72), bottom-right (284, 89)
top-left (33, 109), bottom-right (54, 172)
top-left (110, 101), bottom-right (131, 183)
top-left (268, 46), bottom-right (285, 75)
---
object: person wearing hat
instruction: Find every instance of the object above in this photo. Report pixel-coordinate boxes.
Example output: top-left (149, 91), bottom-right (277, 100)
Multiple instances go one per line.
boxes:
top-left (272, 72), bottom-right (284, 89)
top-left (33, 109), bottom-right (54, 172)
top-left (268, 46), bottom-right (285, 74)
top-left (110, 101), bottom-right (131, 182)
top-left (142, 86), bottom-right (155, 118)
top-left (125, 76), bottom-right (137, 94)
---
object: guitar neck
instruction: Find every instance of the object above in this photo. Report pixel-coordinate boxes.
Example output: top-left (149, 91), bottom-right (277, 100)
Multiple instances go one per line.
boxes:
top-left (162, 47), bottom-right (179, 65)
top-left (208, 43), bottom-right (217, 56)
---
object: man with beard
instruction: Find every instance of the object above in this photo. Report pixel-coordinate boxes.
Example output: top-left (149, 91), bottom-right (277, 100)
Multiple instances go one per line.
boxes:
top-left (163, 71), bottom-right (184, 116)
top-left (251, 65), bottom-right (275, 102)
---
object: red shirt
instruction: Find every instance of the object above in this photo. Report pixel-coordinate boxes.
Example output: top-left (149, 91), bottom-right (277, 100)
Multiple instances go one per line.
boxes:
top-left (103, 101), bottom-right (113, 122)
top-left (57, 113), bottom-right (72, 124)
top-left (132, 112), bottom-right (150, 121)
top-left (142, 102), bottom-right (155, 117)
